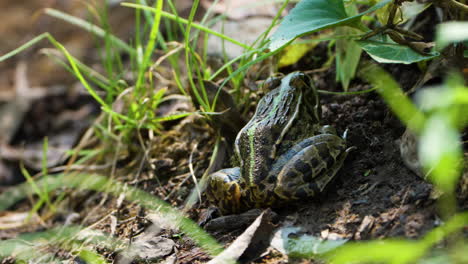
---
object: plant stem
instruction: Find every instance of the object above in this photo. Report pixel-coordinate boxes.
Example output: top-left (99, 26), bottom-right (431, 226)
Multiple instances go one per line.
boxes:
top-left (447, 0), bottom-right (468, 13)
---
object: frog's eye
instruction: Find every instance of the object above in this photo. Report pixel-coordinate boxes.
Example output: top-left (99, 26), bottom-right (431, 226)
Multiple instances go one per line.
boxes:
top-left (289, 72), bottom-right (309, 89)
top-left (262, 75), bottom-right (282, 92)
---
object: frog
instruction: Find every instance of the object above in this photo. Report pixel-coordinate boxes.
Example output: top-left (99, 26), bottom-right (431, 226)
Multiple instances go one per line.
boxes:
top-left (206, 72), bottom-right (352, 214)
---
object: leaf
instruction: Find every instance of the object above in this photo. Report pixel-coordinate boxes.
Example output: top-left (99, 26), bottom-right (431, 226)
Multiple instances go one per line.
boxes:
top-left (269, 0), bottom-right (392, 51)
top-left (419, 116), bottom-right (463, 193)
top-left (79, 250), bottom-right (108, 264)
top-left (336, 38), bottom-right (362, 90)
top-left (357, 40), bottom-right (439, 64)
top-left (328, 240), bottom-right (425, 264)
top-left (399, 1), bottom-right (432, 22)
top-left (119, 235), bottom-right (175, 261)
top-left (335, 3), bottom-right (362, 91)
top-left (278, 42), bottom-right (319, 68)
top-left (376, 1), bottom-right (432, 25)
top-left (208, 209), bottom-right (277, 264)
top-left (327, 213), bottom-right (468, 264)
top-left (436, 21), bottom-right (468, 50)
top-left (271, 227), bottom-right (348, 258)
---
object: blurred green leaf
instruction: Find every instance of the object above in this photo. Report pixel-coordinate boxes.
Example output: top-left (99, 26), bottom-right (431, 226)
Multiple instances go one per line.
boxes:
top-left (415, 85), bottom-right (468, 113)
top-left (415, 74), bottom-right (468, 128)
top-left (436, 22), bottom-right (468, 50)
top-left (0, 225), bottom-right (121, 262)
top-left (358, 61), bottom-right (426, 133)
top-left (269, 0), bottom-right (392, 51)
top-left (419, 116), bottom-right (462, 193)
top-left (413, 74), bottom-right (467, 215)
top-left (0, 173), bottom-right (223, 256)
top-left (327, 212), bottom-right (468, 264)
top-left (329, 240), bottom-right (425, 264)
top-left (357, 39), bottom-right (439, 64)
top-left (271, 227), bottom-right (348, 259)
top-left (287, 235), bottom-right (348, 258)
top-left (415, 86), bottom-right (457, 112)
top-left (79, 250), bottom-right (108, 264)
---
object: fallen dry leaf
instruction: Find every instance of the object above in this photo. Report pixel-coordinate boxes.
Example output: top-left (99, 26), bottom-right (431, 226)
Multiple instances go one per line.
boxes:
top-left (208, 209), bottom-right (278, 264)
top-left (118, 235), bottom-right (175, 263)
top-left (0, 211), bottom-right (40, 230)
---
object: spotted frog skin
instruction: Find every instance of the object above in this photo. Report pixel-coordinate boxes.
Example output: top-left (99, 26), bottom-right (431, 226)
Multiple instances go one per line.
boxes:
top-left (206, 72), bottom-right (352, 214)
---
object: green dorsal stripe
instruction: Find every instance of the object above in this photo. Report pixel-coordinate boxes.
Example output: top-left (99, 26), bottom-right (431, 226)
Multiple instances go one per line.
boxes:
top-left (247, 122), bottom-right (257, 185)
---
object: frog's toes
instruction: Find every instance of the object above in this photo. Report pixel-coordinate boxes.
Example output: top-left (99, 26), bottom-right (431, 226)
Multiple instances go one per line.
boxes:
top-left (342, 128), bottom-right (349, 140)
top-left (206, 167), bottom-right (243, 214)
top-left (319, 125), bottom-right (337, 135)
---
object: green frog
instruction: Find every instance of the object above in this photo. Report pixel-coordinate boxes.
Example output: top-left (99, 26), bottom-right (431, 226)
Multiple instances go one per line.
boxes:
top-left (206, 72), bottom-right (352, 214)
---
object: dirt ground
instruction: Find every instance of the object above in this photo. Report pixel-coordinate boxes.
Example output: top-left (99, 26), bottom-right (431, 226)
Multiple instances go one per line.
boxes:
top-left (0, 1), bottom-right (466, 263)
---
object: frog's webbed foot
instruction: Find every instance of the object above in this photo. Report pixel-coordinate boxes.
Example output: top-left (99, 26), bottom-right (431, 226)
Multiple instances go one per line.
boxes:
top-left (206, 167), bottom-right (243, 214)
top-left (273, 134), bottom-right (349, 200)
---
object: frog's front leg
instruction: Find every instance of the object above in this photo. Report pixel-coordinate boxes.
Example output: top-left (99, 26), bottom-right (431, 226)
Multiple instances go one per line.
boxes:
top-left (273, 134), bottom-right (350, 200)
top-left (206, 167), bottom-right (245, 214)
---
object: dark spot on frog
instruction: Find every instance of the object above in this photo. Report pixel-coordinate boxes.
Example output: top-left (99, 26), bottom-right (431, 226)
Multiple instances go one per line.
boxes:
top-left (257, 182), bottom-right (266, 190)
top-left (302, 161), bottom-right (319, 182)
top-left (308, 182), bottom-right (321, 194)
top-left (228, 184), bottom-right (237, 193)
top-left (295, 187), bottom-right (308, 199)
top-left (310, 157), bottom-right (320, 168)
top-left (285, 170), bottom-right (299, 180)
top-left (315, 143), bottom-right (337, 168)
top-left (268, 176), bottom-right (276, 183)
top-left (294, 158), bottom-right (318, 180)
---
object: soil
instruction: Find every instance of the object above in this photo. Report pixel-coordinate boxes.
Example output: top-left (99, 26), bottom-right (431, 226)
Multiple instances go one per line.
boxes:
top-left (0, 1), bottom-right (466, 264)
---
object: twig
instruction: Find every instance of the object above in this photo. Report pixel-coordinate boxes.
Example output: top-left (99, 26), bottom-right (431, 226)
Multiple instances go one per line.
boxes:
top-left (446, 0), bottom-right (468, 13)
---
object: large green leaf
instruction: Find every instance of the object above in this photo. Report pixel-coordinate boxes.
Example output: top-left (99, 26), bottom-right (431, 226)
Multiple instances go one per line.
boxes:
top-left (269, 0), bottom-right (392, 51)
top-left (357, 40), bottom-right (439, 64)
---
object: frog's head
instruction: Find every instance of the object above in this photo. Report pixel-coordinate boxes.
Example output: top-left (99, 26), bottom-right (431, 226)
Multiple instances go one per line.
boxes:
top-left (280, 72), bottom-right (321, 123)
top-left (254, 72), bottom-right (321, 123)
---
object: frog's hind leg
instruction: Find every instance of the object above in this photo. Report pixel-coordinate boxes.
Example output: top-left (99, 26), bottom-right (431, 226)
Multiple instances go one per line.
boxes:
top-left (273, 134), bottom-right (350, 200)
top-left (306, 147), bottom-right (352, 196)
top-left (206, 167), bottom-right (244, 214)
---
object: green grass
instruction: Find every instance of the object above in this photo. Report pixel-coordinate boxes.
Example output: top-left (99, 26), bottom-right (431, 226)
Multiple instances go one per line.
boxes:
top-left (0, 0), bottom-right (277, 260)
top-left (0, 172), bottom-right (223, 261)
